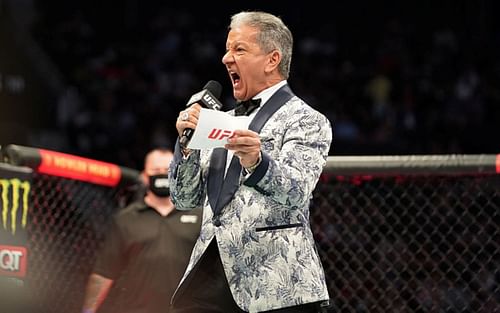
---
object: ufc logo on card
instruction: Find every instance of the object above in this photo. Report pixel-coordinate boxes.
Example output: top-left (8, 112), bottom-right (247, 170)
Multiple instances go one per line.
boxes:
top-left (208, 129), bottom-right (233, 141)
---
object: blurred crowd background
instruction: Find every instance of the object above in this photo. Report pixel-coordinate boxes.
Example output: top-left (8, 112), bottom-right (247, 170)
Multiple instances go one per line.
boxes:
top-left (1, 0), bottom-right (499, 170)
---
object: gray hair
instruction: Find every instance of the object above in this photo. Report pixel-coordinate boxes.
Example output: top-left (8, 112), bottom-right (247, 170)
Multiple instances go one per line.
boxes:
top-left (230, 11), bottom-right (293, 79)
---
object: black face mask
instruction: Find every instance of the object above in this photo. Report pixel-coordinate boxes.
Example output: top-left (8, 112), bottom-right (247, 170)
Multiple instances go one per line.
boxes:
top-left (148, 174), bottom-right (170, 197)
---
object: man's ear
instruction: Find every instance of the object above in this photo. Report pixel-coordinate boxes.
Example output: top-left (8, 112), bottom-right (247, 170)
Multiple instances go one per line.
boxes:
top-left (265, 50), bottom-right (281, 74)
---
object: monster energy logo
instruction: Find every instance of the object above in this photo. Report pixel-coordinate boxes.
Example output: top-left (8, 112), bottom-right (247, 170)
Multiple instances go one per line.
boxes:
top-left (0, 179), bottom-right (30, 235)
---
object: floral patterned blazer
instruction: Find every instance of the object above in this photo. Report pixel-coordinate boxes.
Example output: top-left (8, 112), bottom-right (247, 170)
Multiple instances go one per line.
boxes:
top-left (169, 84), bottom-right (332, 312)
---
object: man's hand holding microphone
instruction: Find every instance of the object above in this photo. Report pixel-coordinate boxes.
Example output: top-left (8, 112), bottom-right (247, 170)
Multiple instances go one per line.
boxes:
top-left (177, 80), bottom-right (223, 149)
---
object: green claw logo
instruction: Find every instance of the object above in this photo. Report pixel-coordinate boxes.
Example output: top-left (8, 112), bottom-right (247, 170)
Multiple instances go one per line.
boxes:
top-left (0, 179), bottom-right (30, 235)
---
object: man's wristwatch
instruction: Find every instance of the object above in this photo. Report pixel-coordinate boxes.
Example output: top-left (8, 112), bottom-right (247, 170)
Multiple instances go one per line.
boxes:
top-left (243, 152), bottom-right (262, 175)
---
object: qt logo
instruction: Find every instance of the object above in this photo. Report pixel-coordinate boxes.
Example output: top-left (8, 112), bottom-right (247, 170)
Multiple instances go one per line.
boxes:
top-left (0, 245), bottom-right (27, 277)
top-left (0, 179), bottom-right (30, 235)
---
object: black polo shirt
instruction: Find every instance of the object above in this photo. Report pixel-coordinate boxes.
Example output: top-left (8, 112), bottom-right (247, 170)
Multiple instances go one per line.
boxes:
top-left (93, 200), bottom-right (202, 313)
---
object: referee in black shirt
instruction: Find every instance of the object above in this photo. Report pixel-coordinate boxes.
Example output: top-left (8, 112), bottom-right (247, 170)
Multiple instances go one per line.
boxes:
top-left (82, 149), bottom-right (202, 313)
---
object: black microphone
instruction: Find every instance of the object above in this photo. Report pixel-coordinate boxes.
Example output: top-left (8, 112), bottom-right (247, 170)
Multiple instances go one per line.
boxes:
top-left (179, 80), bottom-right (223, 148)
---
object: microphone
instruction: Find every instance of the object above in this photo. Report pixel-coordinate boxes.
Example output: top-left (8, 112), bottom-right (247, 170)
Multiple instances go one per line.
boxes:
top-left (179, 80), bottom-right (223, 148)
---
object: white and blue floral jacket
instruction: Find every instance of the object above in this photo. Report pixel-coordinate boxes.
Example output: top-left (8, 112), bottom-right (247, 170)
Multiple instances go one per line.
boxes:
top-left (169, 84), bottom-right (332, 313)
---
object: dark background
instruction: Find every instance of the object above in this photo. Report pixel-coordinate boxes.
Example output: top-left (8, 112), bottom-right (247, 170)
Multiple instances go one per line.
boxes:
top-left (1, 0), bottom-right (499, 170)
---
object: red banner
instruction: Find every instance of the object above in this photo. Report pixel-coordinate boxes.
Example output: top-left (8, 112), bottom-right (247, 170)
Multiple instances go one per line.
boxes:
top-left (496, 154), bottom-right (500, 174)
top-left (37, 149), bottom-right (122, 187)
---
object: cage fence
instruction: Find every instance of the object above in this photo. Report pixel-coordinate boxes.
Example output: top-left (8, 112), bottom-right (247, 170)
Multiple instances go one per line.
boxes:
top-left (1, 146), bottom-right (499, 313)
top-left (312, 155), bottom-right (499, 313)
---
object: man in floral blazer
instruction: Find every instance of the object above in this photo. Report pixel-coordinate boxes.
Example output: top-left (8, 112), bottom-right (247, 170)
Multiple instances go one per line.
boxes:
top-left (169, 11), bottom-right (332, 313)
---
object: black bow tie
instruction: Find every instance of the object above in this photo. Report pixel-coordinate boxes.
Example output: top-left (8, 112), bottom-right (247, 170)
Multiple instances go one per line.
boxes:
top-left (234, 98), bottom-right (261, 116)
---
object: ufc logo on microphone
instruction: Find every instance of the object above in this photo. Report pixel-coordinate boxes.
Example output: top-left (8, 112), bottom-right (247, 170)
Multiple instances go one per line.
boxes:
top-left (202, 94), bottom-right (221, 110)
top-left (208, 129), bottom-right (233, 140)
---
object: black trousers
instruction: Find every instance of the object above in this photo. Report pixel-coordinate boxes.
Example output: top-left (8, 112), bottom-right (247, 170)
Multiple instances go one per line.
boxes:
top-left (171, 239), bottom-right (324, 313)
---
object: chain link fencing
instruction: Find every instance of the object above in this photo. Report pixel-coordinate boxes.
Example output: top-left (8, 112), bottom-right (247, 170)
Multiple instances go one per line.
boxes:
top-left (26, 173), bottom-right (139, 313)
top-left (1, 146), bottom-right (499, 312)
top-left (1, 145), bottom-right (140, 313)
top-left (312, 155), bottom-right (500, 312)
